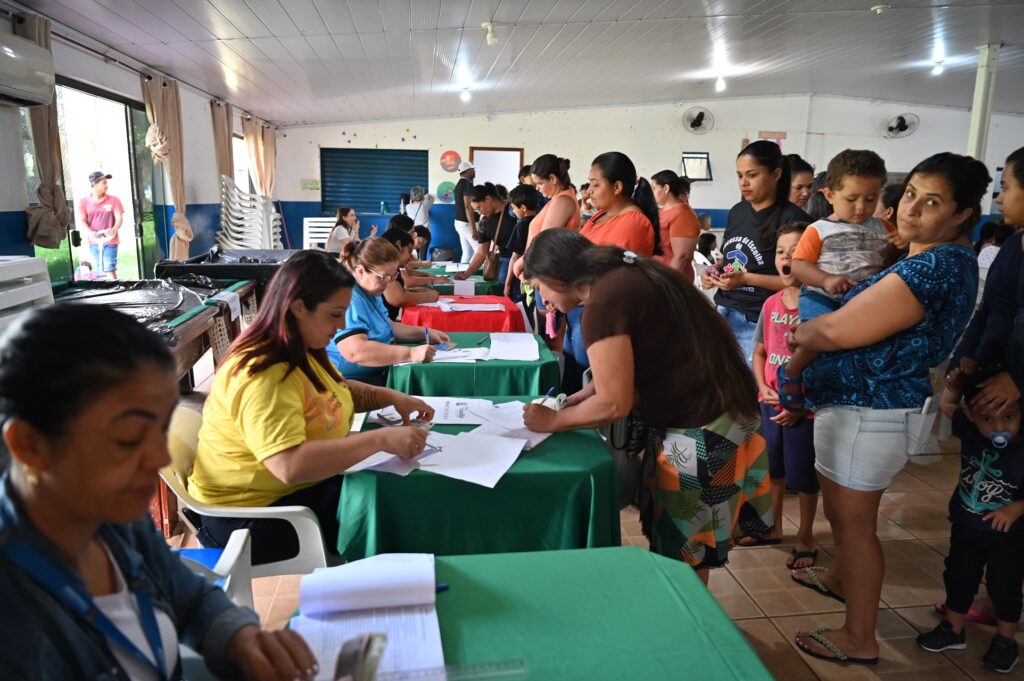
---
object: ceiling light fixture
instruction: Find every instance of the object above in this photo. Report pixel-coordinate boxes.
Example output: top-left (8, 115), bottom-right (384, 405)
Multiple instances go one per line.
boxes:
top-left (931, 41), bottom-right (945, 75)
top-left (460, 89), bottom-right (471, 102)
top-left (870, 4), bottom-right (890, 15)
top-left (931, 63), bottom-right (945, 75)
top-left (482, 22), bottom-right (497, 46)
top-left (715, 76), bottom-right (726, 92)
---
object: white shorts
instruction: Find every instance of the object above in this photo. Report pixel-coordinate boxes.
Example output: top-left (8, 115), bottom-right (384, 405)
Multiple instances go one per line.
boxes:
top-left (813, 405), bottom-right (928, 491)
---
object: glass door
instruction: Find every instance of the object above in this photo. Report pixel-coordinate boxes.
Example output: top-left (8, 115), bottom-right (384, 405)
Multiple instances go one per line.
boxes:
top-left (128, 106), bottom-right (159, 277)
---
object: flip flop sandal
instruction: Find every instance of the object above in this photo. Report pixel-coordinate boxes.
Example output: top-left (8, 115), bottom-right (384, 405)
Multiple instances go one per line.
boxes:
top-left (776, 363), bottom-right (806, 413)
top-left (786, 548), bottom-right (818, 568)
top-left (796, 627), bottom-right (879, 666)
top-left (791, 566), bottom-right (845, 603)
top-left (735, 533), bottom-right (783, 547)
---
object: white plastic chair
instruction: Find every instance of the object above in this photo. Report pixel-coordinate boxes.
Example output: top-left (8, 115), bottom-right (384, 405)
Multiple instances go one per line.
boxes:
top-left (162, 406), bottom-right (328, 578)
top-left (303, 217), bottom-right (337, 250)
top-left (177, 528), bottom-right (255, 609)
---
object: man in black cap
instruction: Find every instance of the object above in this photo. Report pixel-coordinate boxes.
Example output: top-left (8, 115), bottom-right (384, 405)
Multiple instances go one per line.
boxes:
top-left (76, 171), bottom-right (123, 280)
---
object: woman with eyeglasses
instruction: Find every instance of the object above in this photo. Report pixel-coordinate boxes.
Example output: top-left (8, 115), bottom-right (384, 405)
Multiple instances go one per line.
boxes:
top-left (327, 238), bottom-right (451, 386)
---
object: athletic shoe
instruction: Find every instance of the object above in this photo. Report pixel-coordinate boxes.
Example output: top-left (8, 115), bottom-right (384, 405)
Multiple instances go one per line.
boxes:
top-left (983, 634), bottom-right (1019, 674)
top-left (916, 620), bottom-right (967, 652)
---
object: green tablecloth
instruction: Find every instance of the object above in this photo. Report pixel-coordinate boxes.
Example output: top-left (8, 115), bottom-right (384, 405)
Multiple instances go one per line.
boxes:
top-left (386, 332), bottom-right (558, 397)
top-left (435, 547), bottom-right (771, 680)
top-left (337, 397), bottom-right (618, 560)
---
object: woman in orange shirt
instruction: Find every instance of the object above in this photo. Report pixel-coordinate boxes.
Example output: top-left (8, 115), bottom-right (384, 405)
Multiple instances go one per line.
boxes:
top-left (580, 151), bottom-right (659, 256)
top-left (651, 169), bottom-right (700, 278)
top-left (512, 155), bottom-right (580, 282)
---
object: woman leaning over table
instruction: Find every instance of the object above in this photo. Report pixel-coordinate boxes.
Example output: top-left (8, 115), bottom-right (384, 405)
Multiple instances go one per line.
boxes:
top-left (777, 153), bottom-right (991, 666)
top-left (327, 238), bottom-right (451, 387)
top-left (521, 229), bottom-right (773, 585)
top-left (0, 304), bottom-right (319, 681)
top-left (189, 251), bottom-right (433, 566)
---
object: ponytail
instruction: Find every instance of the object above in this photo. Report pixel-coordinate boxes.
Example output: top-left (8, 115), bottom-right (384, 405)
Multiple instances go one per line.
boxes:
top-left (531, 154), bottom-right (572, 188)
top-left (632, 177), bottom-right (662, 256)
top-left (340, 237), bottom-right (400, 272)
top-left (738, 140), bottom-right (791, 249)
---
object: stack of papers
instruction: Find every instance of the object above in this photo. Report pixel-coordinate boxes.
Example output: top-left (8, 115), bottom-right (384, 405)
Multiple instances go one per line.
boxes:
top-left (443, 263), bottom-right (470, 273)
top-left (369, 397), bottom-right (494, 425)
top-left (488, 333), bottom-right (540, 361)
top-left (290, 554), bottom-right (444, 680)
top-left (439, 302), bottom-right (505, 312)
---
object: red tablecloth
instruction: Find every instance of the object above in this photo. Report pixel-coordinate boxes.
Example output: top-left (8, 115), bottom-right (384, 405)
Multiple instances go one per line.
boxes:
top-left (402, 295), bottom-right (526, 332)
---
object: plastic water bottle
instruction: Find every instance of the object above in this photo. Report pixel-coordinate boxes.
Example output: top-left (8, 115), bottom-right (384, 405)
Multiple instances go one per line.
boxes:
top-left (379, 201), bottom-right (387, 214)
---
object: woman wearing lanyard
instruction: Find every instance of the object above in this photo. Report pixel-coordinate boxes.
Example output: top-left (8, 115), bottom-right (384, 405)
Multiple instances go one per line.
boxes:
top-left (0, 304), bottom-right (319, 680)
top-left (651, 169), bottom-right (701, 278)
top-left (521, 229), bottom-right (773, 584)
top-left (328, 238), bottom-right (451, 386)
top-left (189, 251), bottom-right (432, 565)
top-left (703, 141), bottom-right (811, 364)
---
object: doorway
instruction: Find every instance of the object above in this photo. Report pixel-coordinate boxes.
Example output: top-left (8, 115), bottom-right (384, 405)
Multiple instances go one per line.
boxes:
top-left (28, 79), bottom-right (158, 282)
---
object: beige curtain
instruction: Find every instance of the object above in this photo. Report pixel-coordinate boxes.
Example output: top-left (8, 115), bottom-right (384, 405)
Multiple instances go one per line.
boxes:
top-left (242, 116), bottom-right (276, 197)
top-left (15, 14), bottom-right (71, 248)
top-left (140, 74), bottom-right (193, 260)
top-left (211, 100), bottom-right (233, 179)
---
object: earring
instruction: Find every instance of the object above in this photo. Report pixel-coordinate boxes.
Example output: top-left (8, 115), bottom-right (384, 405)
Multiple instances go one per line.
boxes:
top-left (23, 466), bottom-right (38, 486)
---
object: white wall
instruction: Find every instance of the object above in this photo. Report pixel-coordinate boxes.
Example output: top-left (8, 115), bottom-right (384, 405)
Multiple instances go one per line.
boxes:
top-left (277, 94), bottom-right (1024, 212)
top-left (0, 21), bottom-right (27, 215)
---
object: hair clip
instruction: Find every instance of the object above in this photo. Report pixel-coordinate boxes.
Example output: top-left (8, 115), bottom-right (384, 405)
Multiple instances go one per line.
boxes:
top-left (623, 251), bottom-right (637, 264)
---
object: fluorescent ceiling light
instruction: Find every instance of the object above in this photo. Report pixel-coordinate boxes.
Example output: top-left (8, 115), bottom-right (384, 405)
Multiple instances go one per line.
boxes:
top-left (460, 89), bottom-right (471, 102)
top-left (715, 76), bottom-right (726, 92)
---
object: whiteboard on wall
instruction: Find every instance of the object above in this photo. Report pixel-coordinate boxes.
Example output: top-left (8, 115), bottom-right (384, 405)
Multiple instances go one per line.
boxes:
top-left (469, 147), bottom-right (524, 190)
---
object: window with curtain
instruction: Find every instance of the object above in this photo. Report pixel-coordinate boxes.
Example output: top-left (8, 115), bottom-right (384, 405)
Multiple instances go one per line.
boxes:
top-left (232, 134), bottom-right (253, 193)
top-left (320, 148), bottom-right (428, 215)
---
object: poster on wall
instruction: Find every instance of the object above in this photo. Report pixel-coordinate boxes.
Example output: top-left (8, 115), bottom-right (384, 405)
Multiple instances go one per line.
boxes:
top-left (757, 131), bottom-right (787, 150)
top-left (436, 181), bottom-right (456, 203)
top-left (440, 150), bottom-right (462, 172)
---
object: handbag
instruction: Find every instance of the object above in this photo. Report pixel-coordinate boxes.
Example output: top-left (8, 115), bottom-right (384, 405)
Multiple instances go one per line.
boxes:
top-left (482, 211), bottom-right (507, 281)
top-left (583, 368), bottom-right (649, 509)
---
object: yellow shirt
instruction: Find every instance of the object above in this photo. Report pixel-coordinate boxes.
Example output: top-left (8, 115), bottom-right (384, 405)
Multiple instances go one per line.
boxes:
top-left (188, 353), bottom-right (354, 507)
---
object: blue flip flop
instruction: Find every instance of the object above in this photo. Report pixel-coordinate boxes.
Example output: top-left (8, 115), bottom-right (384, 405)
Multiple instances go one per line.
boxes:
top-left (776, 363), bottom-right (806, 413)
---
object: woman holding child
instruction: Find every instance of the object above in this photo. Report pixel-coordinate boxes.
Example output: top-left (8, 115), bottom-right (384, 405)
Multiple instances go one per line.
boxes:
top-left (780, 153), bottom-right (990, 666)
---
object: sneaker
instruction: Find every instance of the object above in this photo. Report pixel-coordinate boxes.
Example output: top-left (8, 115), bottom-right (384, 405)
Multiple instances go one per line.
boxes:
top-left (983, 634), bottom-right (1019, 674)
top-left (917, 620), bottom-right (967, 652)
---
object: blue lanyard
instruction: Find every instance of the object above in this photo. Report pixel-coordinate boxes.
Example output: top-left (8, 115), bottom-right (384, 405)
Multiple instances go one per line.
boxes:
top-left (0, 526), bottom-right (168, 681)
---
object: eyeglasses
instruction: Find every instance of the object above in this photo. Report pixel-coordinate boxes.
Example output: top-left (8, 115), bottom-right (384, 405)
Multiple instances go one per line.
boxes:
top-left (367, 267), bottom-right (399, 283)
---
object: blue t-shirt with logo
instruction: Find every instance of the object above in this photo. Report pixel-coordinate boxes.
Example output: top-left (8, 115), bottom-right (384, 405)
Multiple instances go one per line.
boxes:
top-left (805, 244), bottom-right (977, 410)
top-left (949, 409), bottom-right (1024, 533)
top-left (325, 285), bottom-right (394, 382)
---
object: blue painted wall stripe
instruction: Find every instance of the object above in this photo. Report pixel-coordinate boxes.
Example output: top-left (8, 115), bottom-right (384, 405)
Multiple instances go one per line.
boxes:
top-left (0, 210), bottom-right (34, 256)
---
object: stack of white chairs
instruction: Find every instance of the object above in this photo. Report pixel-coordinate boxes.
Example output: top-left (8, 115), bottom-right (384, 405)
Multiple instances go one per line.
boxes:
top-left (217, 175), bottom-right (283, 250)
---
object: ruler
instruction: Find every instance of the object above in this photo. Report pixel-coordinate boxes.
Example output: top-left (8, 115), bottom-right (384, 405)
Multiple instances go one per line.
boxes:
top-left (374, 658), bottom-right (528, 680)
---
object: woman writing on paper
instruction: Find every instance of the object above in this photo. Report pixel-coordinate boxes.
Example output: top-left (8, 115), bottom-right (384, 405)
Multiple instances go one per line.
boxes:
top-left (0, 304), bottom-right (320, 680)
top-left (521, 229), bottom-right (773, 584)
top-left (189, 251), bottom-right (434, 565)
top-left (328, 238), bottom-right (451, 386)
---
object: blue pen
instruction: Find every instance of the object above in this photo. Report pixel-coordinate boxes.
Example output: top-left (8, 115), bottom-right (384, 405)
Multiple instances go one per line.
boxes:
top-left (424, 326), bottom-right (430, 345)
top-left (545, 387), bottom-right (556, 399)
top-left (435, 583), bottom-right (450, 594)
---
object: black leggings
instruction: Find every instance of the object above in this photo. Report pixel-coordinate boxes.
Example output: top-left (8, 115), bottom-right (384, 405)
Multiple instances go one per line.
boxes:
top-left (194, 477), bottom-right (343, 566)
top-left (943, 522), bottom-right (1024, 623)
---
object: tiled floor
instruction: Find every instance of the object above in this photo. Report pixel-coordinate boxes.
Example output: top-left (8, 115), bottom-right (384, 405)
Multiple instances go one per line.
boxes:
top-left (174, 366), bottom-right (1021, 680)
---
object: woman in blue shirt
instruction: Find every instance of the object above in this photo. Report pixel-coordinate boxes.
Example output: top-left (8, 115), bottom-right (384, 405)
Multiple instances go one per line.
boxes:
top-left (782, 153), bottom-right (991, 667)
top-left (0, 304), bottom-right (317, 680)
top-left (327, 238), bottom-right (451, 386)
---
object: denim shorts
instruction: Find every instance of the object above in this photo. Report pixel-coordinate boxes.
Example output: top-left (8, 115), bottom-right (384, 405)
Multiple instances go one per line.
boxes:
top-left (717, 305), bottom-right (756, 367)
top-left (797, 288), bottom-right (840, 322)
top-left (89, 243), bottom-right (118, 273)
top-left (813, 405), bottom-right (924, 491)
top-left (760, 403), bottom-right (819, 494)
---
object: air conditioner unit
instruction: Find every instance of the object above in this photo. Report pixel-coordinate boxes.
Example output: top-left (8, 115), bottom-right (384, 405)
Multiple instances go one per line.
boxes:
top-left (0, 32), bottom-right (55, 106)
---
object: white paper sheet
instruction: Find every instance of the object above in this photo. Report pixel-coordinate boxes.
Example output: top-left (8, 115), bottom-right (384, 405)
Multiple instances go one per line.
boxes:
top-left (417, 431), bottom-right (525, 488)
top-left (433, 347), bottom-right (490, 362)
top-left (290, 604), bottom-right (444, 681)
top-left (441, 303), bottom-right (505, 312)
top-left (370, 397), bottom-right (493, 425)
top-left (467, 422), bottom-right (552, 451)
top-left (444, 263), bottom-right (470, 273)
top-left (299, 553), bottom-right (436, 615)
top-left (452, 279), bottom-right (475, 296)
top-left (210, 291), bottom-right (241, 320)
top-left (487, 333), bottom-right (540, 361)
top-left (350, 412), bottom-right (368, 433)
top-left (471, 401), bottom-right (533, 430)
top-left (413, 298), bottom-right (456, 309)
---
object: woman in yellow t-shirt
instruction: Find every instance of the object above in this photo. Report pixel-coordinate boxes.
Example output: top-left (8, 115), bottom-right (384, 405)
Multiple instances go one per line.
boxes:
top-left (188, 250), bottom-right (433, 565)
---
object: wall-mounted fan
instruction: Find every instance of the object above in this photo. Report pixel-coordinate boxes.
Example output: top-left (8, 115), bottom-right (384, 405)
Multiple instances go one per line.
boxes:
top-left (884, 113), bottom-right (920, 139)
top-left (683, 106), bottom-right (715, 135)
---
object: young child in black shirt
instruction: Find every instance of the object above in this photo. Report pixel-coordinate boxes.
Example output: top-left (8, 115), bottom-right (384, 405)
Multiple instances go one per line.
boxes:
top-left (916, 369), bottom-right (1023, 673)
top-left (505, 184), bottom-right (540, 303)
